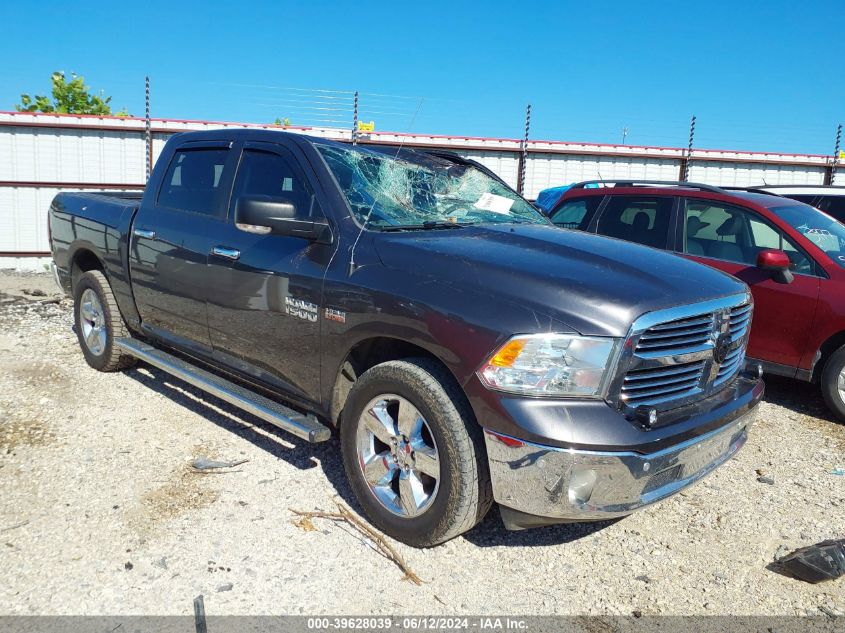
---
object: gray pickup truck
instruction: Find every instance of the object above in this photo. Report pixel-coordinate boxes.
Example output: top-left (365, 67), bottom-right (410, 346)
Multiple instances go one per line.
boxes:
top-left (49, 129), bottom-right (763, 546)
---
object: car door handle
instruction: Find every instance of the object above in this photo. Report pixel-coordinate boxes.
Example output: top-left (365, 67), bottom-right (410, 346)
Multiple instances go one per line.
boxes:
top-left (212, 246), bottom-right (241, 260)
top-left (133, 229), bottom-right (156, 240)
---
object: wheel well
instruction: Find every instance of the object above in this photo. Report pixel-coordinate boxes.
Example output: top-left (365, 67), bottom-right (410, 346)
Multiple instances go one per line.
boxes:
top-left (329, 337), bottom-right (454, 426)
top-left (70, 249), bottom-right (104, 290)
top-left (811, 330), bottom-right (845, 382)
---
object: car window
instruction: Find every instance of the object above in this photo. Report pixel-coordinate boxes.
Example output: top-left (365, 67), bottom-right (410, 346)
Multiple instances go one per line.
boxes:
top-left (549, 197), bottom-right (601, 230)
top-left (786, 194), bottom-right (818, 205)
top-left (158, 149), bottom-right (229, 216)
top-left (816, 196), bottom-right (845, 223)
top-left (683, 200), bottom-right (813, 274)
top-left (231, 149), bottom-right (316, 219)
top-left (595, 196), bottom-right (672, 248)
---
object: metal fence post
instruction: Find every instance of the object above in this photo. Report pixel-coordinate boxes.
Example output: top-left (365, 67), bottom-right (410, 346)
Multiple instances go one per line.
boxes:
top-left (352, 90), bottom-right (359, 145)
top-left (517, 104), bottom-right (531, 195)
top-left (832, 123), bottom-right (842, 185)
top-left (682, 115), bottom-right (696, 181)
top-left (145, 76), bottom-right (152, 181)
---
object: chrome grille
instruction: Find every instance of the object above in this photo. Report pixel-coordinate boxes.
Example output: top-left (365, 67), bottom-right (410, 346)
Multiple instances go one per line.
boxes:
top-left (729, 303), bottom-right (752, 342)
top-left (612, 294), bottom-right (753, 414)
top-left (715, 345), bottom-right (745, 385)
top-left (634, 313), bottom-right (712, 356)
top-left (621, 360), bottom-right (706, 406)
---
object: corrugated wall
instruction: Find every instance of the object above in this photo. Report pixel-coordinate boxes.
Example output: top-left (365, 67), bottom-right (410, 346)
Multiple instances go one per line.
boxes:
top-left (0, 112), bottom-right (834, 270)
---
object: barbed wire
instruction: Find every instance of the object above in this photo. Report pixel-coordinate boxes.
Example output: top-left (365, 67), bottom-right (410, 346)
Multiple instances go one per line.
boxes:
top-left (2, 72), bottom-right (840, 155)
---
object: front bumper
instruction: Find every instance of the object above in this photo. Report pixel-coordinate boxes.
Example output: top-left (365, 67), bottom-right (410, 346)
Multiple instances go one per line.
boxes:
top-left (484, 396), bottom-right (757, 526)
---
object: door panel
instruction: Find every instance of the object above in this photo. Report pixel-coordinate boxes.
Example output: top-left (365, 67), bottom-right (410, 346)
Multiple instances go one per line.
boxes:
top-left (205, 143), bottom-right (334, 401)
top-left (680, 199), bottom-right (820, 368)
top-left (129, 145), bottom-right (233, 352)
top-left (685, 255), bottom-right (819, 366)
top-left (129, 207), bottom-right (221, 351)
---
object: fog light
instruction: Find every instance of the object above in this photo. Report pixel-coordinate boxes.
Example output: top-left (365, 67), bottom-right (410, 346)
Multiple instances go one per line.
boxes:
top-left (635, 406), bottom-right (658, 428)
top-left (568, 468), bottom-right (597, 505)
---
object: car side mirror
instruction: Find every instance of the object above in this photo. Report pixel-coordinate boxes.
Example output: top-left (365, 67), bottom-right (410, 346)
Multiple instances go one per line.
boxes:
top-left (235, 195), bottom-right (332, 243)
top-left (756, 248), bottom-right (794, 284)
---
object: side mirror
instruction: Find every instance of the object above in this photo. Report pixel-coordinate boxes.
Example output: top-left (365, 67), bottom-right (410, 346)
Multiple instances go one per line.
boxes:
top-left (235, 195), bottom-right (331, 243)
top-left (756, 248), bottom-right (794, 284)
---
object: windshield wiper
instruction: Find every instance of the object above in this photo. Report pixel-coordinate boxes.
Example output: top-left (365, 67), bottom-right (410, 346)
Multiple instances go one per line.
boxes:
top-left (380, 221), bottom-right (472, 232)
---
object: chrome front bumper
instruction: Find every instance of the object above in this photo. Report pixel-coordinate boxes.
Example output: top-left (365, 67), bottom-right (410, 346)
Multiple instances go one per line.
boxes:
top-left (484, 407), bottom-right (755, 522)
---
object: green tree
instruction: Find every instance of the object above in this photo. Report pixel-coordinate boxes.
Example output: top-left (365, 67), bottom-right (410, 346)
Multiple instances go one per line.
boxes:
top-left (273, 117), bottom-right (291, 127)
top-left (15, 71), bottom-right (119, 115)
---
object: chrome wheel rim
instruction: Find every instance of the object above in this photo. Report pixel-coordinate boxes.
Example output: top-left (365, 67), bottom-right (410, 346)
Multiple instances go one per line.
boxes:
top-left (838, 368), bottom-right (845, 403)
top-left (356, 394), bottom-right (440, 518)
top-left (79, 288), bottom-right (107, 356)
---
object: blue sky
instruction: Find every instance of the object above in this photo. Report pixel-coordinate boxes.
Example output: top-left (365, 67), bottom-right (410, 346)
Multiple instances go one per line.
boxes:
top-left (2, 0), bottom-right (843, 154)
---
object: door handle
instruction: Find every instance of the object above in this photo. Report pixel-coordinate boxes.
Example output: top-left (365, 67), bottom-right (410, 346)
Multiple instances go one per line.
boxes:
top-left (212, 246), bottom-right (241, 260)
top-left (133, 228), bottom-right (156, 240)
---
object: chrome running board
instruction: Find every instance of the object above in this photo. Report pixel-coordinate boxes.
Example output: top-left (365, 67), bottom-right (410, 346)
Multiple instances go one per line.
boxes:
top-left (114, 337), bottom-right (331, 443)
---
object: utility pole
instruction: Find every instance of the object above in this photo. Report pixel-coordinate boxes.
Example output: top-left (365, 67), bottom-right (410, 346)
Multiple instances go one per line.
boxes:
top-left (352, 90), bottom-right (359, 145)
top-left (621, 127), bottom-right (628, 145)
top-left (517, 104), bottom-right (531, 195)
top-left (682, 115), bottom-right (696, 181)
top-left (145, 76), bottom-right (152, 182)
top-left (832, 123), bottom-right (842, 185)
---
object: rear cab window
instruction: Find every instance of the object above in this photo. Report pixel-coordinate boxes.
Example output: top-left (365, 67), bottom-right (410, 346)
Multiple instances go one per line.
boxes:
top-left (549, 197), bottom-right (602, 230)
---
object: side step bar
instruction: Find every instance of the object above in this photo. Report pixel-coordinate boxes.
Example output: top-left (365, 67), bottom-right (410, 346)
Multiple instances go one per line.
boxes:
top-left (114, 337), bottom-right (331, 443)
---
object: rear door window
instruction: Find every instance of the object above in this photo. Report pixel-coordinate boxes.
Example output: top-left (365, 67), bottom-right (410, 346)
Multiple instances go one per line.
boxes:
top-left (549, 197), bottom-right (602, 230)
top-left (158, 149), bottom-right (229, 216)
top-left (595, 196), bottom-right (672, 248)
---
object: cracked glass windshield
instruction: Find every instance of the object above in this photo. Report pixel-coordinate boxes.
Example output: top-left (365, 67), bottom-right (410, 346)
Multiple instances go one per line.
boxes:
top-left (317, 142), bottom-right (547, 229)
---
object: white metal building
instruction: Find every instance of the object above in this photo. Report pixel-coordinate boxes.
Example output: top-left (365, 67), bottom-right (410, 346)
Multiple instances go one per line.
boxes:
top-left (0, 111), bottom-right (835, 270)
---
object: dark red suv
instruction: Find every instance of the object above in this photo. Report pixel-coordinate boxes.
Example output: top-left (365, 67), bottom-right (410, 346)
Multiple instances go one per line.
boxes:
top-left (548, 180), bottom-right (845, 421)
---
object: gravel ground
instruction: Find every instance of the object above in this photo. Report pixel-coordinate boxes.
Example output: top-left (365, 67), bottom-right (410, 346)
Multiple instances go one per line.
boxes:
top-left (0, 270), bottom-right (843, 617)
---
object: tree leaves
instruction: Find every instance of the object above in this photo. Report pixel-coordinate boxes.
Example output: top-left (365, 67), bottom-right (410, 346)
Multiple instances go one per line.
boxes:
top-left (14, 71), bottom-right (123, 116)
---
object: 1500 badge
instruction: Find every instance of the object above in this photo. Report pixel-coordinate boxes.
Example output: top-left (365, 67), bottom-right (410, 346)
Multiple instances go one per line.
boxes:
top-left (285, 296), bottom-right (318, 322)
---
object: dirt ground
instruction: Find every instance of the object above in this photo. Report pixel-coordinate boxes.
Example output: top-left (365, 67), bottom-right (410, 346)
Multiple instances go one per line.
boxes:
top-left (0, 271), bottom-right (843, 617)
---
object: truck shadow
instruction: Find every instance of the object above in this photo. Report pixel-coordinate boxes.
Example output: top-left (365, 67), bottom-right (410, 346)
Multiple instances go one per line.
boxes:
top-left (123, 364), bottom-right (636, 548)
top-left (461, 512), bottom-right (619, 548)
top-left (762, 374), bottom-right (841, 425)
top-left (123, 364), bottom-right (339, 473)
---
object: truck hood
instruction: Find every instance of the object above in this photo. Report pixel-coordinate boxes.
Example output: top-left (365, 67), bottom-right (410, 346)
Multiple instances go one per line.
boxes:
top-left (374, 223), bottom-right (747, 338)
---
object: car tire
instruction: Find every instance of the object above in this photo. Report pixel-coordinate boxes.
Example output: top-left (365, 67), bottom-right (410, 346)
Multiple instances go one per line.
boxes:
top-left (73, 270), bottom-right (136, 372)
top-left (821, 345), bottom-right (845, 422)
top-left (340, 358), bottom-right (492, 547)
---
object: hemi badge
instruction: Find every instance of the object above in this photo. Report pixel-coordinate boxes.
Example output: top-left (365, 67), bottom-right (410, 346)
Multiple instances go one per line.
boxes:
top-left (325, 308), bottom-right (346, 324)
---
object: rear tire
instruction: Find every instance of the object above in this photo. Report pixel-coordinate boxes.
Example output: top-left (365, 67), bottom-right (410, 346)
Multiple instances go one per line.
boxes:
top-left (340, 358), bottom-right (492, 547)
top-left (820, 345), bottom-right (845, 422)
top-left (73, 270), bottom-right (136, 372)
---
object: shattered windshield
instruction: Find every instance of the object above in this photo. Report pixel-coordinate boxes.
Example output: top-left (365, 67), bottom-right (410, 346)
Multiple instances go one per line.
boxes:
top-left (317, 142), bottom-right (547, 229)
top-left (769, 202), bottom-right (845, 269)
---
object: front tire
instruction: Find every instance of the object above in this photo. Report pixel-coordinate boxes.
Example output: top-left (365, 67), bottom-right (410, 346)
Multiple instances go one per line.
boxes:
top-left (73, 270), bottom-right (136, 372)
top-left (820, 345), bottom-right (845, 422)
top-left (340, 358), bottom-right (492, 547)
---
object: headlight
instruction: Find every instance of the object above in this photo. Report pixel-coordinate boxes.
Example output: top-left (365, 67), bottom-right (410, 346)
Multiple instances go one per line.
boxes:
top-left (477, 334), bottom-right (618, 397)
